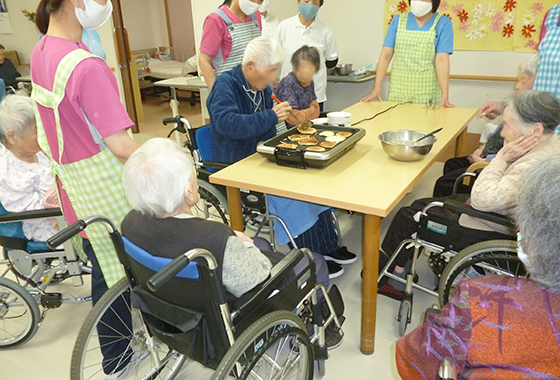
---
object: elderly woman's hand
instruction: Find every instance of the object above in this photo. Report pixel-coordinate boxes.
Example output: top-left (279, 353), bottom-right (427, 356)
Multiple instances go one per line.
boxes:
top-left (478, 101), bottom-right (500, 119)
top-left (496, 135), bottom-right (540, 163)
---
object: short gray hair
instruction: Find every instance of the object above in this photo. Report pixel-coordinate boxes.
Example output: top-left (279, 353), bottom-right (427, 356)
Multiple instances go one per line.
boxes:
top-left (291, 45), bottom-right (321, 72)
top-left (518, 55), bottom-right (539, 78)
top-left (515, 154), bottom-right (560, 293)
top-left (242, 36), bottom-right (285, 70)
top-left (0, 95), bottom-right (36, 142)
top-left (122, 138), bottom-right (194, 218)
top-left (500, 91), bottom-right (560, 134)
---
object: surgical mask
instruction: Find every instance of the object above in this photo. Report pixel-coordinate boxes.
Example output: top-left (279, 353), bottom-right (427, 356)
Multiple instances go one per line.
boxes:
top-left (517, 233), bottom-right (531, 268)
top-left (299, 3), bottom-right (320, 20)
top-left (239, 0), bottom-right (261, 16)
top-left (260, 0), bottom-right (270, 12)
top-left (75, 0), bottom-right (113, 30)
top-left (410, 0), bottom-right (433, 18)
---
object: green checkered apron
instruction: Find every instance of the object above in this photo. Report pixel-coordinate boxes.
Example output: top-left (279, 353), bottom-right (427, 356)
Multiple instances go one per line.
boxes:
top-left (31, 49), bottom-right (130, 288)
top-left (389, 13), bottom-right (441, 105)
top-left (213, 9), bottom-right (262, 76)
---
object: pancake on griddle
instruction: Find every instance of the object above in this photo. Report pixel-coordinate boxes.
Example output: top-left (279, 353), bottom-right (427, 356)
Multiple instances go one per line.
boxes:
top-left (288, 134), bottom-right (308, 141)
top-left (307, 146), bottom-right (326, 152)
top-left (297, 125), bottom-right (317, 134)
top-left (325, 136), bottom-right (346, 143)
top-left (337, 131), bottom-right (352, 138)
top-left (320, 141), bottom-right (338, 148)
top-left (277, 143), bottom-right (297, 149)
top-left (319, 131), bottom-right (335, 137)
top-left (298, 137), bottom-right (319, 146)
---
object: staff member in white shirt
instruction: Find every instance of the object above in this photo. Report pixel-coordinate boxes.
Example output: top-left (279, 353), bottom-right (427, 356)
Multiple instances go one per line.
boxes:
top-left (277, 0), bottom-right (338, 111)
top-left (259, 0), bottom-right (279, 38)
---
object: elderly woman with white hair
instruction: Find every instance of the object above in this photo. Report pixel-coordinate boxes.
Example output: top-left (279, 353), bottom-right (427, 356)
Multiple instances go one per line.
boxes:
top-left (396, 153), bottom-right (560, 380)
top-left (0, 95), bottom-right (59, 242)
top-left (379, 90), bottom-right (560, 300)
top-left (208, 36), bottom-right (292, 164)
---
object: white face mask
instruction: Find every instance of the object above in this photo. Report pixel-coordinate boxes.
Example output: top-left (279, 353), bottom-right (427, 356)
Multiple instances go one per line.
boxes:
top-left (239, 0), bottom-right (261, 16)
top-left (410, 0), bottom-right (433, 18)
top-left (75, 0), bottom-right (113, 30)
top-left (517, 232), bottom-right (531, 268)
top-left (260, 0), bottom-right (270, 12)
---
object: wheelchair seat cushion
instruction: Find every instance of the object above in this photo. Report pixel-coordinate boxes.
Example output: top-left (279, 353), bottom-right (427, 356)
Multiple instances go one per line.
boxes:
top-left (0, 202), bottom-right (51, 252)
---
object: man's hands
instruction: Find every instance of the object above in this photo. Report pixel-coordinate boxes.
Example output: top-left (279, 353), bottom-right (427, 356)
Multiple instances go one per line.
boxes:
top-left (478, 101), bottom-right (500, 120)
top-left (273, 102), bottom-right (292, 123)
top-left (496, 135), bottom-right (540, 163)
top-left (467, 147), bottom-right (485, 163)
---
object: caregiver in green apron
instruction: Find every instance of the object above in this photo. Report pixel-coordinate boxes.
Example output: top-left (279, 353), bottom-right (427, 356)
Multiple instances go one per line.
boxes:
top-left (31, 0), bottom-right (139, 377)
top-left (362, 0), bottom-right (455, 107)
top-left (198, 0), bottom-right (264, 91)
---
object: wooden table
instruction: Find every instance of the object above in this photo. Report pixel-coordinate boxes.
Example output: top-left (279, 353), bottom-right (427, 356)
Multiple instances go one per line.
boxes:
top-left (209, 101), bottom-right (477, 354)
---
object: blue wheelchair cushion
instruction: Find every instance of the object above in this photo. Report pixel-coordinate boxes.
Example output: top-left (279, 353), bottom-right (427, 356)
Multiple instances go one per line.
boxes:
top-left (122, 237), bottom-right (199, 279)
top-left (0, 202), bottom-right (51, 251)
top-left (195, 125), bottom-right (218, 173)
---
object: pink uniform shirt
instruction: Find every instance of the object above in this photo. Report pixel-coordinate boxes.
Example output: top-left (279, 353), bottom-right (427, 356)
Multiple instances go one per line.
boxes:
top-left (199, 6), bottom-right (262, 64)
top-left (31, 35), bottom-right (133, 227)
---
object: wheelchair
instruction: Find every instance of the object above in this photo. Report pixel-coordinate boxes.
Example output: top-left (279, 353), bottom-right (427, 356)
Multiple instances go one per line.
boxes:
top-left (379, 167), bottom-right (525, 336)
top-left (162, 115), bottom-right (344, 250)
top-left (0, 202), bottom-right (91, 348)
top-left (56, 216), bottom-right (344, 380)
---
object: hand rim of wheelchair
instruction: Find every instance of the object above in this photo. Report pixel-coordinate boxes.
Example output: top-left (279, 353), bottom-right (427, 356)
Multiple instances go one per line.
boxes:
top-left (438, 240), bottom-right (522, 307)
top-left (212, 310), bottom-right (314, 380)
top-left (71, 278), bottom-right (186, 380)
top-left (0, 276), bottom-right (41, 348)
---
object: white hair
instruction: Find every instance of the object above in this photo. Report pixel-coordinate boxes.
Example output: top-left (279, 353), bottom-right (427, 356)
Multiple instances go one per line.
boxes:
top-left (122, 138), bottom-right (194, 218)
top-left (242, 36), bottom-right (285, 70)
top-left (518, 55), bottom-right (539, 78)
top-left (0, 95), bottom-right (35, 141)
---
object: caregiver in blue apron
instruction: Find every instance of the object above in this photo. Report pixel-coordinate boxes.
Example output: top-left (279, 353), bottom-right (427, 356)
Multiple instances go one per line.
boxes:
top-left (199, 0), bottom-right (264, 91)
top-left (362, 0), bottom-right (455, 107)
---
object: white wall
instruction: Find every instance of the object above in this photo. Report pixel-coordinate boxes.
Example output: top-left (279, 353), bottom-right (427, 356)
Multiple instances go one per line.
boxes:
top-left (121, 0), bottom-right (169, 51)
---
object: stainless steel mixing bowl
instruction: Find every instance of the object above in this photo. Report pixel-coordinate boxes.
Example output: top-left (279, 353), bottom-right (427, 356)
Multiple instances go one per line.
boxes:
top-left (378, 130), bottom-right (437, 162)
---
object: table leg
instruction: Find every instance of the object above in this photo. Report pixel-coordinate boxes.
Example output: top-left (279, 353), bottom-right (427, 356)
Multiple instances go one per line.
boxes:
top-left (455, 128), bottom-right (468, 157)
top-left (226, 187), bottom-right (244, 231)
top-left (361, 214), bottom-right (381, 355)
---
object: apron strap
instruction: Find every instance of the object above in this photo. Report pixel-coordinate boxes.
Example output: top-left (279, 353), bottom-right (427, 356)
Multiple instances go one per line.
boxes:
top-left (214, 9), bottom-right (234, 26)
top-left (32, 49), bottom-right (96, 164)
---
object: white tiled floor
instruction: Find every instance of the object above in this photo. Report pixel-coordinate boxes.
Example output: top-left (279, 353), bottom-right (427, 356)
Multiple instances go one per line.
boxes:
top-left (1, 99), bottom-right (446, 379)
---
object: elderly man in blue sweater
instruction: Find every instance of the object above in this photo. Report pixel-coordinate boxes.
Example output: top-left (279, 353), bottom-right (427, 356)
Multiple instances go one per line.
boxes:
top-left (208, 36), bottom-right (292, 164)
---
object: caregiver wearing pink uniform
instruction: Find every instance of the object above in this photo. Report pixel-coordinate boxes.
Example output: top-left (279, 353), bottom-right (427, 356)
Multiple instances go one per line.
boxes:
top-left (199, 0), bottom-right (264, 91)
top-left (31, 0), bottom-right (139, 378)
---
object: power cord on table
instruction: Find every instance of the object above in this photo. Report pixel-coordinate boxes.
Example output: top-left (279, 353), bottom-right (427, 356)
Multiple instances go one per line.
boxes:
top-left (351, 101), bottom-right (412, 126)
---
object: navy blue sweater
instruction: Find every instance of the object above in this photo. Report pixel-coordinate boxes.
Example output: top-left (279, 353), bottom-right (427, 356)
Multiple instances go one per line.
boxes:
top-left (207, 65), bottom-right (278, 164)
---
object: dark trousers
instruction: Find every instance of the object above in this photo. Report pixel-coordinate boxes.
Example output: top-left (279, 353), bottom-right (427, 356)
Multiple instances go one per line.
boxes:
top-left (83, 239), bottom-right (133, 375)
top-left (433, 157), bottom-right (472, 197)
top-left (381, 197), bottom-right (463, 268)
top-left (293, 210), bottom-right (341, 257)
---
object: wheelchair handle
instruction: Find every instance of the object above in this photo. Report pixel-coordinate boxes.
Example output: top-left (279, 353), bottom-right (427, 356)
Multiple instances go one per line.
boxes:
top-left (46, 216), bottom-right (117, 249)
top-left (147, 248), bottom-right (218, 292)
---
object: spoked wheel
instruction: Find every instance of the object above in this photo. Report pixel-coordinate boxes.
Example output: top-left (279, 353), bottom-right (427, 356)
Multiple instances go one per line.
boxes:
top-left (439, 240), bottom-right (523, 307)
top-left (213, 310), bottom-right (314, 380)
top-left (0, 276), bottom-right (41, 348)
top-left (71, 278), bottom-right (186, 380)
top-left (397, 299), bottom-right (412, 337)
top-left (193, 180), bottom-right (229, 225)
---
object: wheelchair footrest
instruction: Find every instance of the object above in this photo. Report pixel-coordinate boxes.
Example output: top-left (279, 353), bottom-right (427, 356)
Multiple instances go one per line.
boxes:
top-left (41, 293), bottom-right (63, 308)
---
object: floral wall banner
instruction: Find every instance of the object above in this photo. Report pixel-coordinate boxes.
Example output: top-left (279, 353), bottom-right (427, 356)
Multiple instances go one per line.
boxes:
top-left (384, 0), bottom-right (557, 52)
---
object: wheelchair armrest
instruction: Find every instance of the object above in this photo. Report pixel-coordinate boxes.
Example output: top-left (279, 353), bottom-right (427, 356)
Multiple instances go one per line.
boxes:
top-left (201, 161), bottom-right (230, 170)
top-left (0, 208), bottom-right (63, 224)
top-left (443, 200), bottom-right (514, 228)
top-left (231, 248), bottom-right (304, 317)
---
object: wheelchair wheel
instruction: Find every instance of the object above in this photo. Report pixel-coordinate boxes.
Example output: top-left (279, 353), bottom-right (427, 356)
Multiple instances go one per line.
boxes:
top-left (213, 310), bottom-right (314, 380)
top-left (397, 299), bottom-right (412, 337)
top-left (439, 240), bottom-right (523, 307)
top-left (0, 276), bottom-right (41, 348)
top-left (193, 180), bottom-right (229, 225)
top-left (71, 278), bottom-right (186, 380)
